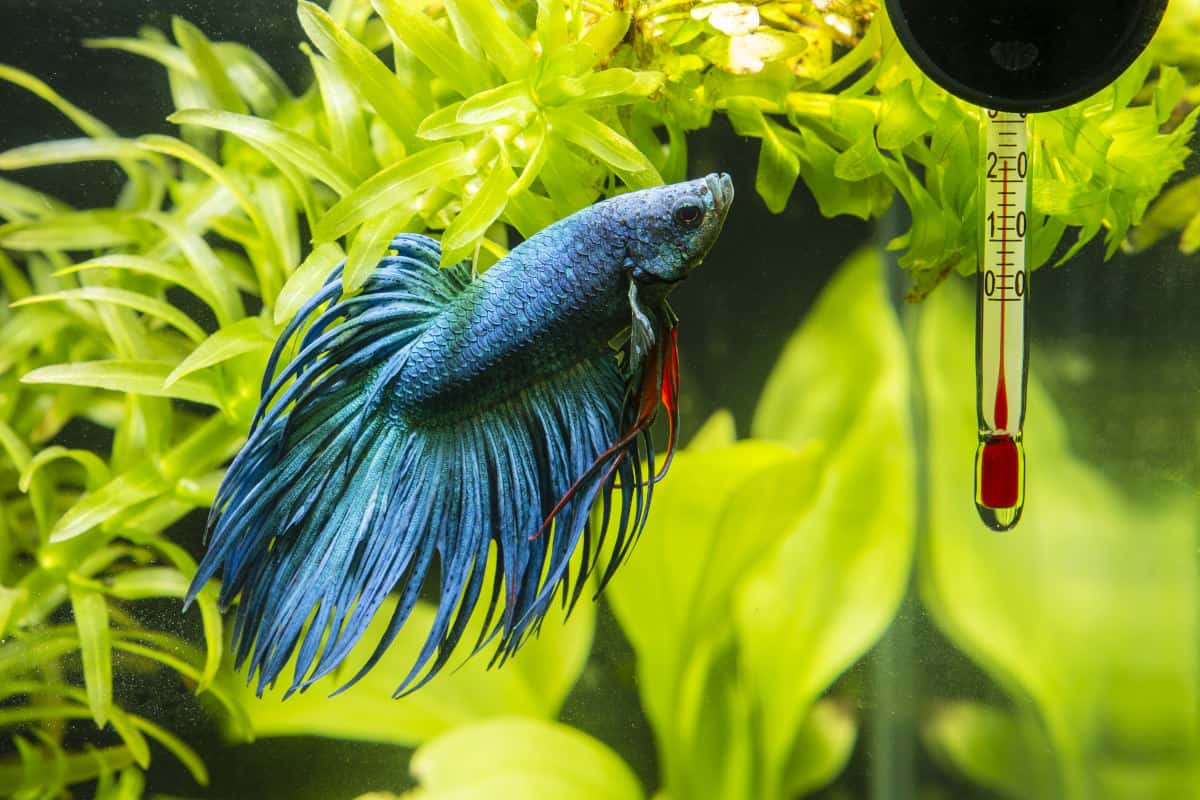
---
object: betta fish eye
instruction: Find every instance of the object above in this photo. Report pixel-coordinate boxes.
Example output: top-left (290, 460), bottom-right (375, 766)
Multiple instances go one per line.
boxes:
top-left (672, 197), bottom-right (703, 227)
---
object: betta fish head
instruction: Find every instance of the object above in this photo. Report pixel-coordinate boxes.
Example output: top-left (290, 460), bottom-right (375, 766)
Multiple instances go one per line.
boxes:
top-left (606, 173), bottom-right (734, 284)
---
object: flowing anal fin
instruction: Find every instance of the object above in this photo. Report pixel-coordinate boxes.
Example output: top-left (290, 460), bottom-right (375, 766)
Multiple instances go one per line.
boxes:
top-left (527, 284), bottom-right (681, 606)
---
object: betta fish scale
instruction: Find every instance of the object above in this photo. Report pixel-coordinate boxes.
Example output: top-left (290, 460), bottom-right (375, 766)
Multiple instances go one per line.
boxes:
top-left (187, 174), bottom-right (734, 697)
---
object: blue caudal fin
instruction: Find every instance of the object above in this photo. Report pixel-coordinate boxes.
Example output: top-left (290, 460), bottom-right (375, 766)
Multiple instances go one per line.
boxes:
top-left (187, 234), bottom-right (669, 698)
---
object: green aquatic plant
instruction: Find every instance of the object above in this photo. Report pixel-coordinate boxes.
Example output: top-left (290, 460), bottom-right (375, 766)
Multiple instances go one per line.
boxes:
top-left (1, 0), bottom-right (1198, 796)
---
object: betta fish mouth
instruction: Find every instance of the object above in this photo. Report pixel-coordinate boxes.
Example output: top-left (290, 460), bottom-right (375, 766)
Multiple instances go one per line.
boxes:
top-left (706, 172), bottom-right (735, 216)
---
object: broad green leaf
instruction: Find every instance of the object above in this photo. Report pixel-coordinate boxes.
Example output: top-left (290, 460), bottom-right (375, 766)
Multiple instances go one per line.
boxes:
top-left (344, 207), bottom-right (414, 292)
top-left (923, 702), bottom-right (1031, 799)
top-left (876, 81), bottom-right (935, 150)
top-left (833, 133), bottom-right (885, 181)
top-left (168, 109), bottom-right (355, 195)
top-left (13, 288), bottom-right (207, 343)
top-left (918, 283), bottom-right (1200, 799)
top-left (315, 142), bottom-right (473, 242)
top-left (237, 584), bottom-right (593, 746)
top-left (275, 242), bottom-right (345, 325)
top-left (746, 248), bottom-right (914, 796)
top-left (442, 157), bottom-right (515, 265)
top-left (68, 585), bottom-right (112, 727)
top-left (165, 317), bottom-right (275, 386)
top-left (55, 255), bottom-right (211, 305)
top-left (23, 360), bottom-right (222, 407)
top-left (443, 0), bottom-right (533, 82)
top-left (172, 17), bottom-right (248, 114)
top-left (785, 700), bottom-right (858, 797)
top-left (608, 441), bottom-right (820, 799)
top-left (298, 1), bottom-right (424, 146)
top-left (372, 0), bottom-right (490, 98)
top-left (0, 138), bottom-right (151, 170)
top-left (547, 108), bottom-right (660, 176)
top-left (407, 718), bottom-right (642, 800)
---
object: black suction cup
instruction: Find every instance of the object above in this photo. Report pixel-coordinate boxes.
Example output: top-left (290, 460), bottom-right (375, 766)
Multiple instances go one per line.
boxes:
top-left (883, 0), bottom-right (1169, 112)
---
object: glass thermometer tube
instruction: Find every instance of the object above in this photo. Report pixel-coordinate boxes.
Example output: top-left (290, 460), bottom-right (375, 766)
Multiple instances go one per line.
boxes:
top-left (975, 109), bottom-right (1029, 531)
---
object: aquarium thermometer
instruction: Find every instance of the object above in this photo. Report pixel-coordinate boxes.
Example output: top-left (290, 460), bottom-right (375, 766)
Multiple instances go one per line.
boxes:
top-left (975, 109), bottom-right (1029, 531)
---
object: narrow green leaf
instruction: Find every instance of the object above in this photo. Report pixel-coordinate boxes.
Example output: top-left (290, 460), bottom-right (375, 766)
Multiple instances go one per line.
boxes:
top-left (23, 361), bottom-right (222, 407)
top-left (536, 0), bottom-right (568, 52)
top-left (580, 10), bottom-right (631, 66)
top-left (547, 108), bottom-right (660, 176)
top-left (138, 209), bottom-right (245, 326)
top-left (172, 17), bottom-right (248, 114)
top-left (0, 64), bottom-right (114, 138)
top-left (54, 254), bottom-right (221, 316)
top-left (315, 142), bottom-right (472, 241)
top-left (275, 241), bottom-right (345, 324)
top-left (307, 49), bottom-right (376, 179)
top-left (138, 135), bottom-right (283, 298)
top-left (165, 317), bottom-right (275, 386)
top-left (444, 0), bottom-right (533, 81)
top-left (13, 287), bottom-right (207, 343)
top-left (68, 585), bottom-right (112, 727)
top-left (0, 138), bottom-right (151, 170)
top-left (86, 36), bottom-right (194, 76)
top-left (442, 157), bottom-right (515, 265)
top-left (215, 41), bottom-right (292, 117)
top-left (758, 124), bottom-right (800, 213)
top-left (0, 210), bottom-right (141, 251)
top-left (510, 117), bottom-right (549, 196)
top-left (19, 446), bottom-right (111, 493)
top-left (458, 81), bottom-right (536, 126)
top-left (372, 0), bottom-right (490, 97)
top-left (344, 207), bottom-right (413, 292)
top-left (416, 101), bottom-right (496, 140)
top-left (168, 109), bottom-right (354, 195)
top-left (105, 568), bottom-right (189, 600)
top-left (106, 705), bottom-right (151, 769)
top-left (130, 716), bottom-right (209, 786)
top-left (298, 1), bottom-right (424, 145)
top-left (0, 177), bottom-right (70, 220)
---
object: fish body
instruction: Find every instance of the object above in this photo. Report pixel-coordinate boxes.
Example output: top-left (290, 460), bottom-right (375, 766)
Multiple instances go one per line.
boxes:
top-left (188, 173), bottom-right (733, 697)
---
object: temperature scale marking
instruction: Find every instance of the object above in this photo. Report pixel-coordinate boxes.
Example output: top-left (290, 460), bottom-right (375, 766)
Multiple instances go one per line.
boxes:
top-left (975, 110), bottom-right (1029, 531)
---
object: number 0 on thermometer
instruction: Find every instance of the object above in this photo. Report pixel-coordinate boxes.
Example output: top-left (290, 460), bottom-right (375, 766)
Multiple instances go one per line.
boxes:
top-left (975, 110), bottom-right (1029, 531)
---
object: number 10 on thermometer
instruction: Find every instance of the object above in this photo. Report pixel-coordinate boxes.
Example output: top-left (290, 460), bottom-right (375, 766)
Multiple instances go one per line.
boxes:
top-left (975, 109), bottom-right (1029, 531)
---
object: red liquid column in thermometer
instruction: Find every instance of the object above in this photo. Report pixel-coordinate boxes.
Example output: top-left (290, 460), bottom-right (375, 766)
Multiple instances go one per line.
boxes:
top-left (975, 109), bottom-right (1028, 531)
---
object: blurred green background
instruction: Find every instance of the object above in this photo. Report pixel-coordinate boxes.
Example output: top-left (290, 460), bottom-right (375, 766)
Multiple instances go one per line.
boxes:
top-left (1, 1), bottom-right (1198, 799)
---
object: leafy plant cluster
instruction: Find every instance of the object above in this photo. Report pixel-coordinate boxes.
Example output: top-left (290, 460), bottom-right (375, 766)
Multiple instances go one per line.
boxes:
top-left (0, 0), bottom-right (1198, 796)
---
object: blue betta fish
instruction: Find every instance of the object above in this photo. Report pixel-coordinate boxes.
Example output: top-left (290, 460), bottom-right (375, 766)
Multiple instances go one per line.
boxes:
top-left (187, 173), bottom-right (734, 697)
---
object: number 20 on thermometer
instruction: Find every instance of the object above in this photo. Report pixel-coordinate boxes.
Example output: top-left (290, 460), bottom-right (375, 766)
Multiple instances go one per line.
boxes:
top-left (975, 109), bottom-right (1029, 531)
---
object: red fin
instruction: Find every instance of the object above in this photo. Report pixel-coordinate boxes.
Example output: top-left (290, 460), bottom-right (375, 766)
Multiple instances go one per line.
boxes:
top-left (653, 327), bottom-right (679, 483)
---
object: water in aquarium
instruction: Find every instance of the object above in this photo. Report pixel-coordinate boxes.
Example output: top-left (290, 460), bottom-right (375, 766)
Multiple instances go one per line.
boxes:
top-left (2, 1), bottom-right (1199, 798)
